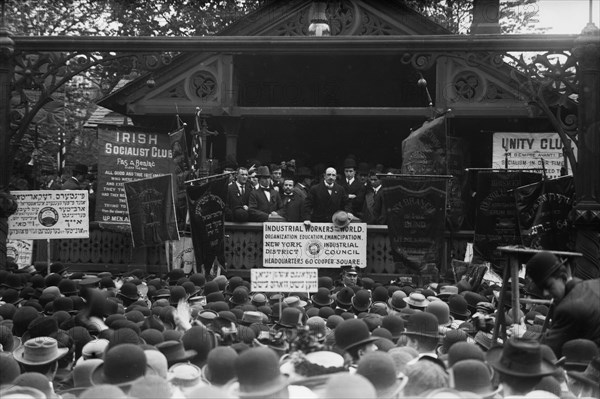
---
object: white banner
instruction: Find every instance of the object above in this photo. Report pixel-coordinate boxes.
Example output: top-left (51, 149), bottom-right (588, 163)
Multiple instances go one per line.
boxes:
top-left (492, 132), bottom-right (576, 178)
top-left (8, 190), bottom-right (89, 239)
top-left (263, 222), bottom-right (367, 268)
top-left (6, 239), bottom-right (34, 269)
top-left (251, 268), bottom-right (319, 293)
top-left (168, 237), bottom-right (196, 274)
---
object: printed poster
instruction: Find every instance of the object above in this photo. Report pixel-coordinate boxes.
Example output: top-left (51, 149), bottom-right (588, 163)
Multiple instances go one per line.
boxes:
top-left (262, 222), bottom-right (367, 268)
top-left (8, 190), bottom-right (89, 239)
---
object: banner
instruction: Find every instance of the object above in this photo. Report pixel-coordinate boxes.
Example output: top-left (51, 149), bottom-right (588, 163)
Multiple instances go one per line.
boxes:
top-left (124, 175), bottom-right (179, 247)
top-left (8, 190), bottom-right (89, 239)
top-left (514, 175), bottom-right (575, 251)
top-left (169, 127), bottom-right (191, 228)
top-left (6, 239), bottom-right (34, 269)
top-left (382, 178), bottom-right (447, 274)
top-left (168, 237), bottom-right (196, 274)
top-left (446, 136), bottom-right (468, 230)
top-left (401, 116), bottom-right (446, 175)
top-left (186, 175), bottom-right (229, 269)
top-left (492, 132), bottom-right (576, 178)
top-left (251, 268), bottom-right (319, 293)
top-left (96, 125), bottom-right (171, 225)
top-left (263, 222), bottom-right (367, 268)
top-left (473, 171), bottom-right (542, 268)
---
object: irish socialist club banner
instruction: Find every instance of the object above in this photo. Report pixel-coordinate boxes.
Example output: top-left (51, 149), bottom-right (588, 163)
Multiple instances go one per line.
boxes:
top-left (186, 176), bottom-right (229, 270)
top-left (96, 125), bottom-right (171, 226)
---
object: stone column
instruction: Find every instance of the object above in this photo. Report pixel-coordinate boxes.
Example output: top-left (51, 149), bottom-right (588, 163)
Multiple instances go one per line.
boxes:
top-left (571, 22), bottom-right (600, 279)
top-left (219, 117), bottom-right (242, 164)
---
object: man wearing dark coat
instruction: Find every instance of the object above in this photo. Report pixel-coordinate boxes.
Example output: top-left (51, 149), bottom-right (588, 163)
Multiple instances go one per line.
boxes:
top-left (525, 251), bottom-right (600, 356)
top-left (62, 164), bottom-right (88, 190)
top-left (248, 165), bottom-right (283, 222)
top-left (277, 177), bottom-right (305, 222)
top-left (225, 167), bottom-right (252, 223)
top-left (340, 158), bottom-right (365, 217)
top-left (303, 167), bottom-right (351, 223)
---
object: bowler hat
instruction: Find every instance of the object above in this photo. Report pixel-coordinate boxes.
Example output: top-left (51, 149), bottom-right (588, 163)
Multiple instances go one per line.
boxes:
top-left (232, 347), bottom-right (289, 397)
top-left (438, 329), bottom-right (469, 356)
top-left (50, 262), bottom-right (68, 275)
top-left (334, 318), bottom-right (378, 352)
top-left (202, 346), bottom-right (238, 386)
top-left (118, 282), bottom-right (139, 301)
top-left (426, 300), bottom-right (453, 327)
top-left (526, 251), bottom-right (566, 287)
top-left (331, 210), bottom-right (351, 229)
top-left (92, 343), bottom-right (150, 386)
top-left (156, 340), bottom-right (197, 366)
top-left (169, 285), bottom-right (187, 306)
top-left (447, 341), bottom-right (486, 367)
top-left (356, 351), bottom-right (407, 398)
top-left (2, 273), bottom-right (24, 290)
top-left (402, 311), bottom-right (443, 339)
top-left (334, 287), bottom-right (354, 308)
top-left (230, 287), bottom-right (250, 306)
top-left (567, 356), bottom-right (600, 389)
top-left (486, 338), bottom-right (557, 377)
top-left (311, 288), bottom-right (333, 307)
top-left (450, 359), bottom-right (499, 397)
top-left (343, 158), bottom-right (357, 169)
top-left (448, 294), bottom-right (471, 318)
top-left (351, 290), bottom-right (372, 312)
top-left (14, 336), bottom-right (68, 365)
top-left (1, 288), bottom-right (23, 305)
top-left (381, 315), bottom-right (404, 340)
top-left (276, 307), bottom-right (303, 329)
top-left (387, 290), bottom-right (407, 311)
top-left (562, 339), bottom-right (600, 371)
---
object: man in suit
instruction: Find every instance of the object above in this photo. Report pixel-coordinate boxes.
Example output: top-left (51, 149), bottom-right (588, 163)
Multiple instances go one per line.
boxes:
top-left (225, 167), bottom-right (251, 223)
top-left (362, 170), bottom-right (385, 224)
top-left (294, 167), bottom-right (313, 199)
top-left (278, 176), bottom-right (305, 222)
top-left (304, 166), bottom-right (351, 223)
top-left (248, 165), bottom-right (283, 222)
top-left (340, 158), bottom-right (365, 217)
top-left (62, 164), bottom-right (88, 190)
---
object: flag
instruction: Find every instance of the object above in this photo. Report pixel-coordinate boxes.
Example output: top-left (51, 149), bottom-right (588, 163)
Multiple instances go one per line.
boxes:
top-left (472, 171), bottom-right (542, 269)
top-left (169, 127), bottom-right (191, 227)
top-left (124, 174), bottom-right (180, 247)
top-left (190, 131), bottom-right (202, 176)
top-left (186, 175), bottom-right (229, 270)
top-left (383, 177), bottom-right (447, 275)
top-left (514, 175), bottom-right (575, 251)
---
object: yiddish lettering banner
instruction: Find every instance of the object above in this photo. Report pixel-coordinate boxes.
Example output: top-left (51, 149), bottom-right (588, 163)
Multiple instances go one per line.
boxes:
top-left (473, 171), bottom-right (542, 268)
top-left (96, 125), bottom-right (171, 225)
top-left (6, 239), bottom-right (34, 269)
top-left (8, 190), bottom-right (89, 239)
top-left (186, 176), bottom-right (229, 269)
top-left (251, 268), bottom-right (319, 293)
top-left (383, 178), bottom-right (447, 274)
top-left (514, 175), bottom-right (575, 251)
top-left (124, 175), bottom-right (179, 247)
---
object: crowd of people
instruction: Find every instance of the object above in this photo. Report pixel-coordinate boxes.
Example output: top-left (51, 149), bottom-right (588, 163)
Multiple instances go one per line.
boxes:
top-left (0, 250), bottom-right (599, 398)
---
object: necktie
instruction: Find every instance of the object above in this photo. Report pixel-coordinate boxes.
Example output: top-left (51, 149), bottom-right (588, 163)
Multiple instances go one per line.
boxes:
top-left (241, 185), bottom-right (245, 195)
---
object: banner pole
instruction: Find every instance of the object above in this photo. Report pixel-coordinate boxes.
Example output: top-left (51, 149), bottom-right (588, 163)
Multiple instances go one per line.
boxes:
top-left (46, 239), bottom-right (51, 275)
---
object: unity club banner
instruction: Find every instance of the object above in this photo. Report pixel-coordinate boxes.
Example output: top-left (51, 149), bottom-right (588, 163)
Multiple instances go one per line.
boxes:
top-left (382, 177), bottom-right (447, 275)
top-left (514, 175), bottom-right (575, 251)
top-left (472, 171), bottom-right (542, 269)
top-left (96, 125), bottom-right (172, 226)
top-left (124, 174), bottom-right (180, 247)
top-left (186, 175), bottom-right (229, 270)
